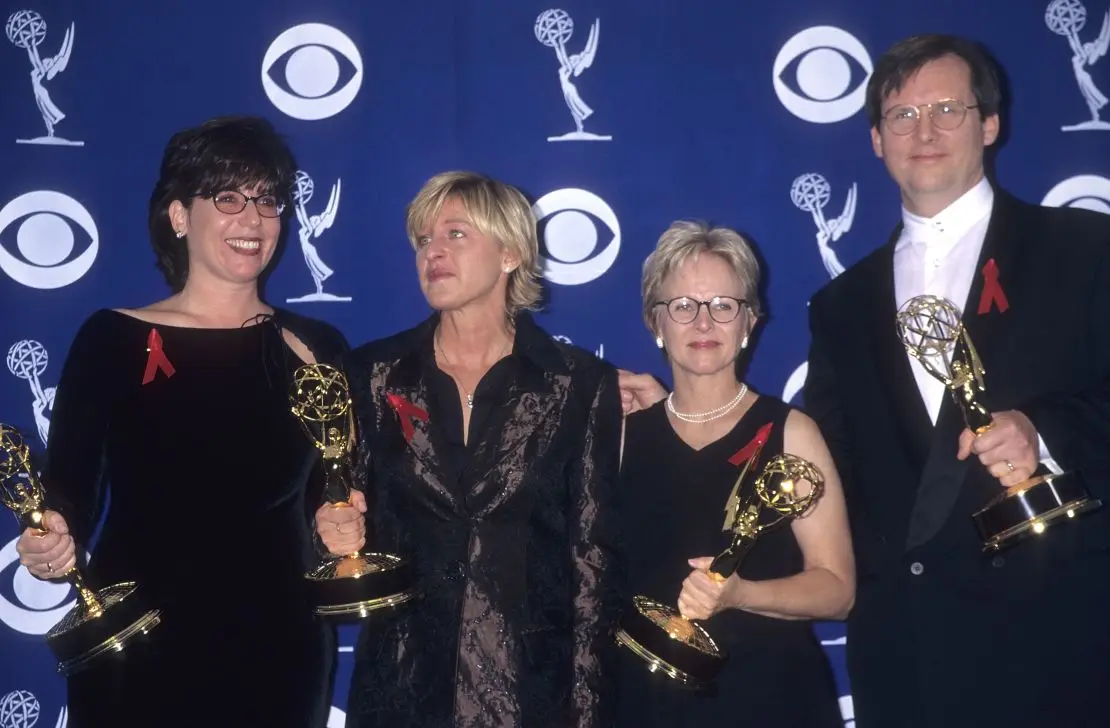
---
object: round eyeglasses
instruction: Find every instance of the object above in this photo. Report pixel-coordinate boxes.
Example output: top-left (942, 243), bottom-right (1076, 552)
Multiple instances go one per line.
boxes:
top-left (209, 190), bottom-right (286, 218)
top-left (881, 99), bottom-right (980, 136)
top-left (654, 296), bottom-right (748, 324)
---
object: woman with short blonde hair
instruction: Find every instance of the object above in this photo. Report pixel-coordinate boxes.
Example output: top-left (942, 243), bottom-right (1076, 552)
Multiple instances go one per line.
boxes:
top-left (317, 171), bottom-right (625, 728)
top-left (405, 170), bottom-right (543, 318)
top-left (614, 220), bottom-right (853, 728)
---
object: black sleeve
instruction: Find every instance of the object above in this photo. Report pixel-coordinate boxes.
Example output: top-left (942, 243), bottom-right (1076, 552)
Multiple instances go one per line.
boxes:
top-left (1020, 235), bottom-right (1110, 493)
top-left (41, 312), bottom-right (114, 553)
top-left (802, 297), bottom-right (856, 489)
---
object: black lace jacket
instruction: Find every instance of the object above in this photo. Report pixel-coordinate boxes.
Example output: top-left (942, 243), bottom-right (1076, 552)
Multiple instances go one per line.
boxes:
top-left (344, 312), bottom-right (625, 728)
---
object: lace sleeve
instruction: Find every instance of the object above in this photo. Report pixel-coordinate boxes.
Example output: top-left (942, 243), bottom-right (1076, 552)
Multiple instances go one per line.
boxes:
top-left (568, 365), bottom-right (624, 728)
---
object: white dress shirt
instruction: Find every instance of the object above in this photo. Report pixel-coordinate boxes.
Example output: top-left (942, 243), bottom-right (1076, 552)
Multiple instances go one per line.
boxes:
top-left (892, 177), bottom-right (1059, 472)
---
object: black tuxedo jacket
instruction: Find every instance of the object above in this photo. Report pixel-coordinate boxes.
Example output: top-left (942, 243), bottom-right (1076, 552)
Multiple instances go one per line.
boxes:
top-left (803, 188), bottom-right (1110, 728)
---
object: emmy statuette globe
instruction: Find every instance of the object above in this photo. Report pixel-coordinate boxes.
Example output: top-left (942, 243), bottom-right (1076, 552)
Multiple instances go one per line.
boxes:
top-left (290, 363), bottom-right (415, 618)
top-left (896, 294), bottom-right (1102, 551)
top-left (615, 441), bottom-right (825, 689)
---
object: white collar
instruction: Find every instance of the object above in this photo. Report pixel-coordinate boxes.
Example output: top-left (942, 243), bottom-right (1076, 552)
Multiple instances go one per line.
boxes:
top-left (896, 177), bottom-right (994, 252)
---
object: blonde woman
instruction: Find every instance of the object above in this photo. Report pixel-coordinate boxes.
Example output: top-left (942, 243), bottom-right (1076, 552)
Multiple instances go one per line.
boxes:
top-left (614, 221), bottom-right (853, 728)
top-left (315, 171), bottom-right (624, 728)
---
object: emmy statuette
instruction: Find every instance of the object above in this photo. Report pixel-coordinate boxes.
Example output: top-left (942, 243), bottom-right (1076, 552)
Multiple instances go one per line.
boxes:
top-left (896, 294), bottom-right (1102, 551)
top-left (615, 439), bottom-right (825, 690)
top-left (0, 424), bottom-right (161, 675)
top-left (290, 363), bottom-right (415, 618)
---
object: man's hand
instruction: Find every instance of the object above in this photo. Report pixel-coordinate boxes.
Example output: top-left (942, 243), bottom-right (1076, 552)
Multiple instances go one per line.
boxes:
top-left (957, 410), bottom-right (1039, 487)
top-left (617, 369), bottom-right (667, 415)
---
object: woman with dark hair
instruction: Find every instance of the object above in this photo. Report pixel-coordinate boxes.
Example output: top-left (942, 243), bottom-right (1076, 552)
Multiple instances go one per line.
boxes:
top-left (15, 115), bottom-right (344, 728)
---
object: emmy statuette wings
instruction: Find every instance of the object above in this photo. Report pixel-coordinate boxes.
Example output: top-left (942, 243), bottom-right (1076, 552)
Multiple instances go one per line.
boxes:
top-left (289, 363), bottom-right (415, 618)
top-left (0, 423), bottom-right (161, 675)
top-left (895, 294), bottom-right (1102, 551)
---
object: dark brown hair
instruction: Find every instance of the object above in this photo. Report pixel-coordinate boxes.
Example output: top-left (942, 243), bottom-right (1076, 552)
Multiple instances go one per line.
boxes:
top-left (147, 115), bottom-right (296, 291)
top-left (865, 34), bottom-right (1002, 128)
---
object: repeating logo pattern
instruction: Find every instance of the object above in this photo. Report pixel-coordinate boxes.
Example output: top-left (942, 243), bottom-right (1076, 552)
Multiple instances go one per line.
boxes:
top-left (6, 340), bottom-right (54, 446)
top-left (532, 188), bottom-right (620, 285)
top-left (5, 11), bottom-right (82, 147)
top-left (0, 690), bottom-right (38, 728)
top-left (1, 7), bottom-right (1106, 728)
top-left (0, 691), bottom-right (64, 728)
top-left (1046, 0), bottom-right (1110, 131)
top-left (1042, 174), bottom-right (1110, 212)
top-left (0, 537), bottom-right (77, 636)
top-left (0, 191), bottom-right (99, 289)
top-left (791, 173), bottom-right (857, 278)
top-left (286, 170), bottom-right (349, 303)
top-left (262, 24), bottom-right (364, 120)
top-left (773, 26), bottom-right (873, 124)
top-left (534, 10), bottom-right (611, 141)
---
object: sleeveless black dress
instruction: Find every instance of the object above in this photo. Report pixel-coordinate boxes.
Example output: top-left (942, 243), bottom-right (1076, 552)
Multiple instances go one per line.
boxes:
top-left (42, 309), bottom-right (337, 728)
top-left (615, 395), bottom-right (843, 728)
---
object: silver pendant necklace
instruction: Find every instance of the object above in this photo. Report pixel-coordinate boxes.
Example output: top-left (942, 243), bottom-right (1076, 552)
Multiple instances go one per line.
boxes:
top-left (435, 333), bottom-right (511, 409)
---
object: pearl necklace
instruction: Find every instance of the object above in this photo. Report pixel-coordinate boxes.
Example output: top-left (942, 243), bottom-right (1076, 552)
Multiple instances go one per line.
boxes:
top-left (666, 383), bottom-right (748, 424)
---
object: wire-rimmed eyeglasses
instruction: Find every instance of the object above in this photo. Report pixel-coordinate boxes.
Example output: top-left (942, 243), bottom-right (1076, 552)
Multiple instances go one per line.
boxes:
top-left (207, 190), bottom-right (286, 218)
top-left (654, 296), bottom-right (748, 324)
top-left (880, 98), bottom-right (980, 136)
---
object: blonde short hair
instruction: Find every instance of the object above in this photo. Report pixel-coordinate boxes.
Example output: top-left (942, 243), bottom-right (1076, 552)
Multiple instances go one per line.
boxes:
top-left (641, 220), bottom-right (762, 331)
top-left (405, 171), bottom-right (542, 317)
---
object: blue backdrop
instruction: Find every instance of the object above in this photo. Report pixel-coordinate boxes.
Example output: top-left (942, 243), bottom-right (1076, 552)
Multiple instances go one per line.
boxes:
top-left (2, 0), bottom-right (1108, 725)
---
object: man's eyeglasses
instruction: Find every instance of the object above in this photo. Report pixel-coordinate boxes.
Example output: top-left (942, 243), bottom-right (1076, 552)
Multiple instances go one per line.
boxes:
top-left (207, 190), bottom-right (286, 218)
top-left (880, 99), bottom-right (980, 136)
top-left (654, 296), bottom-right (748, 324)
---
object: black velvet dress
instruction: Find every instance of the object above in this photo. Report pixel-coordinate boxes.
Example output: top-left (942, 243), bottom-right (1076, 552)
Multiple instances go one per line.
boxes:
top-left (615, 396), bottom-right (844, 728)
top-left (41, 309), bottom-right (340, 728)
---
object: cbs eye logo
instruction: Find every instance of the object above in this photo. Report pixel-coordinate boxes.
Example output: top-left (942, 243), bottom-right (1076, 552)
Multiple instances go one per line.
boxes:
top-left (262, 23), bottom-right (364, 121)
top-left (782, 360), bottom-right (809, 405)
top-left (0, 190), bottom-right (99, 290)
top-left (531, 188), bottom-right (620, 286)
top-left (0, 535), bottom-right (77, 636)
top-left (1042, 175), bottom-right (1110, 215)
top-left (773, 26), bottom-right (873, 124)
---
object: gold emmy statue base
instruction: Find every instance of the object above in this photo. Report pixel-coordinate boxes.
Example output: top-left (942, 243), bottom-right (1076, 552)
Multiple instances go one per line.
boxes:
top-left (0, 424), bottom-right (161, 675)
top-left (615, 446), bottom-right (825, 689)
top-left (897, 295), bottom-right (1102, 551)
top-left (291, 363), bottom-right (416, 618)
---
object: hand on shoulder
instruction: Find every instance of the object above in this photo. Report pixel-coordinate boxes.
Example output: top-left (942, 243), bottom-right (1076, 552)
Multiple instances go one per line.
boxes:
top-left (617, 369), bottom-right (667, 415)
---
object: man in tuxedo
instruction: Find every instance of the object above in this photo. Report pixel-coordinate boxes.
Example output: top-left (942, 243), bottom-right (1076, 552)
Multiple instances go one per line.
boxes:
top-left (801, 34), bottom-right (1110, 727)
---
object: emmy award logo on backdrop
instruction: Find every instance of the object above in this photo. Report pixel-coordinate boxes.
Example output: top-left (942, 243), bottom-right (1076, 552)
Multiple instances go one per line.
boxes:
top-left (1046, 0), bottom-right (1110, 131)
top-left (534, 9), bottom-right (611, 142)
top-left (790, 173), bottom-right (857, 279)
top-left (0, 689), bottom-right (67, 728)
top-left (285, 170), bottom-right (350, 304)
top-left (5, 10), bottom-right (83, 146)
top-left (6, 340), bottom-right (55, 446)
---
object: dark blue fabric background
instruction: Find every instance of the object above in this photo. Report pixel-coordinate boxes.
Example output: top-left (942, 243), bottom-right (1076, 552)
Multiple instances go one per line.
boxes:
top-left (2, 1), bottom-right (1108, 724)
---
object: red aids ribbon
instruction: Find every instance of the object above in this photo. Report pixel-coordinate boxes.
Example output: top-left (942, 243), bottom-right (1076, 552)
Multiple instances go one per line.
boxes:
top-left (977, 258), bottom-right (1009, 315)
top-left (386, 393), bottom-right (429, 443)
top-left (141, 328), bottom-right (175, 385)
top-left (728, 422), bottom-right (774, 466)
